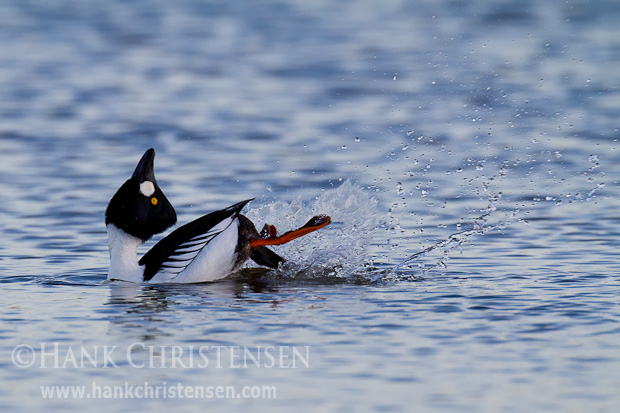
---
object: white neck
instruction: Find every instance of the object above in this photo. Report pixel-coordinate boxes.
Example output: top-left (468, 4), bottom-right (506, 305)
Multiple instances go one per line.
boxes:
top-left (107, 224), bottom-right (145, 282)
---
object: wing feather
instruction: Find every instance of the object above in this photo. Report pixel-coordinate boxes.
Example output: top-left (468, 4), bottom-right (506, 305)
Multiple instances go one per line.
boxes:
top-left (139, 199), bottom-right (252, 281)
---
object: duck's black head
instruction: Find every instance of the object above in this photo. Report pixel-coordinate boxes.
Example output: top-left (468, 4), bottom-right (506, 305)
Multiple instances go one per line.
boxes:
top-left (105, 148), bottom-right (177, 241)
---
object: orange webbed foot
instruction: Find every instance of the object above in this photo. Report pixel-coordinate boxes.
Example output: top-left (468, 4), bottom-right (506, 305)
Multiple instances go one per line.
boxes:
top-left (250, 215), bottom-right (331, 248)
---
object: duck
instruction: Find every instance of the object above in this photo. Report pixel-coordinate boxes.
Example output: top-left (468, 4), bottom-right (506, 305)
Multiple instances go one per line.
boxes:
top-left (105, 148), bottom-right (330, 283)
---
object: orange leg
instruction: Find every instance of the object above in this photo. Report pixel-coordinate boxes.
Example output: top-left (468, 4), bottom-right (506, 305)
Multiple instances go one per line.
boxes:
top-left (250, 215), bottom-right (331, 248)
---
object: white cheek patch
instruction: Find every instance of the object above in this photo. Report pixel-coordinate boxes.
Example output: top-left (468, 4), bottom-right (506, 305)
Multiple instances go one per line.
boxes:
top-left (139, 181), bottom-right (155, 197)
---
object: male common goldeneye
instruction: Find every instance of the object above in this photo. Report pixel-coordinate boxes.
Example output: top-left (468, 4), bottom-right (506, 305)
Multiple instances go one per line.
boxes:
top-left (105, 148), bottom-right (330, 283)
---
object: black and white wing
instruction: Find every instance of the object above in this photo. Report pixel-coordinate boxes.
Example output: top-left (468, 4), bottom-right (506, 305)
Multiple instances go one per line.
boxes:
top-left (139, 199), bottom-right (252, 282)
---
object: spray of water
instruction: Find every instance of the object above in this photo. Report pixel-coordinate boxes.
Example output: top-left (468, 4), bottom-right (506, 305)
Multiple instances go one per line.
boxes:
top-left (243, 152), bottom-right (605, 284)
top-left (244, 180), bottom-right (382, 281)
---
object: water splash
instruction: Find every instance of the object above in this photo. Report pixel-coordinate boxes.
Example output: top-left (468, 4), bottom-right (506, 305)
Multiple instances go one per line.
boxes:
top-left (385, 205), bottom-right (519, 281)
top-left (244, 180), bottom-right (382, 281)
top-left (245, 150), bottom-right (606, 284)
top-left (243, 177), bottom-right (518, 284)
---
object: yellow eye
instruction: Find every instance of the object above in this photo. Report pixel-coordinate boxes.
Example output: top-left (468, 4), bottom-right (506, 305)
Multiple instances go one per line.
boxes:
top-left (151, 197), bottom-right (158, 206)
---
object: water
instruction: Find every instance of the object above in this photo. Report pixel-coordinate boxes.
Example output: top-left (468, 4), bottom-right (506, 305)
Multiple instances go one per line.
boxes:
top-left (1, 0), bottom-right (619, 411)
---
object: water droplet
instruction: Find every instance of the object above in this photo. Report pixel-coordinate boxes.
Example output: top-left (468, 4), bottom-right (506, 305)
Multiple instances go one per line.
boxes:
top-left (588, 154), bottom-right (600, 171)
top-left (341, 145), bottom-right (348, 150)
top-left (396, 182), bottom-right (405, 196)
top-left (354, 137), bottom-right (360, 142)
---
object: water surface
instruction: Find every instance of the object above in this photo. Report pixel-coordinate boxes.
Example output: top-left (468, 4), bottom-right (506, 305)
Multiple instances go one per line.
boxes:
top-left (1, 0), bottom-right (619, 411)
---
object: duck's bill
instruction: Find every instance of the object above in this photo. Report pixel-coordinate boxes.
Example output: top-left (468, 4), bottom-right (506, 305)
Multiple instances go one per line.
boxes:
top-left (132, 148), bottom-right (157, 183)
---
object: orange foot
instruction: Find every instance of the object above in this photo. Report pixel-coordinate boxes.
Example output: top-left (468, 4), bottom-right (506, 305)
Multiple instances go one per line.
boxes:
top-left (250, 215), bottom-right (331, 248)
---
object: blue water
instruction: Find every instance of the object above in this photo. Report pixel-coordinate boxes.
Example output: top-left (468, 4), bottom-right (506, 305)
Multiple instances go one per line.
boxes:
top-left (1, 0), bottom-right (619, 411)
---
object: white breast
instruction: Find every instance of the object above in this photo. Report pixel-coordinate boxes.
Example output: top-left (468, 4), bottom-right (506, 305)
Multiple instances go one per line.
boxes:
top-left (107, 224), bottom-right (144, 283)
